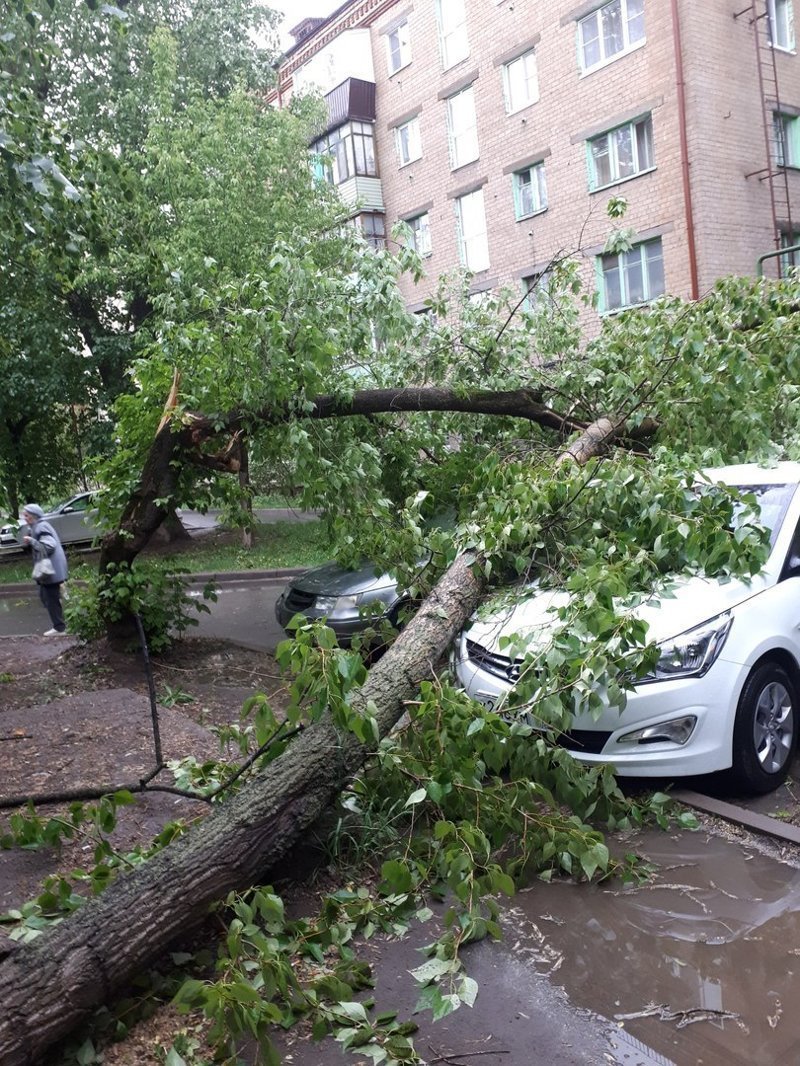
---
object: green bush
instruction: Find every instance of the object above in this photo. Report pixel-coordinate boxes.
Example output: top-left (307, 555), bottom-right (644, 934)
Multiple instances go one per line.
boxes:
top-left (65, 562), bottom-right (217, 652)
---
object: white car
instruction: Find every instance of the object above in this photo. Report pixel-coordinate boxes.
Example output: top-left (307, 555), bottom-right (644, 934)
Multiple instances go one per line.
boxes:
top-left (453, 463), bottom-right (800, 795)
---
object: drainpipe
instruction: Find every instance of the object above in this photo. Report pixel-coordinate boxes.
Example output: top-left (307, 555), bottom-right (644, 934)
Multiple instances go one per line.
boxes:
top-left (670, 0), bottom-right (700, 300)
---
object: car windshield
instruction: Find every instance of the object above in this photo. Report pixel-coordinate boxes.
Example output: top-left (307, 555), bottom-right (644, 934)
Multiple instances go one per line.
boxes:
top-left (730, 483), bottom-right (796, 547)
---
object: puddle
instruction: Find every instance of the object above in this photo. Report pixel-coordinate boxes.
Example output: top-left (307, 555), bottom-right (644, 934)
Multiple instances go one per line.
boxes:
top-left (510, 828), bottom-right (800, 1065)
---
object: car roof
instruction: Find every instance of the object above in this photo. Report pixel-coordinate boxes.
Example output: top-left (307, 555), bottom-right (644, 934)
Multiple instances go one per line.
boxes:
top-left (703, 462), bottom-right (800, 487)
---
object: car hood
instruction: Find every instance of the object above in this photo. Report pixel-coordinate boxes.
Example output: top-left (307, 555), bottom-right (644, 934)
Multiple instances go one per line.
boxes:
top-left (464, 572), bottom-right (770, 654)
top-left (291, 560), bottom-right (397, 596)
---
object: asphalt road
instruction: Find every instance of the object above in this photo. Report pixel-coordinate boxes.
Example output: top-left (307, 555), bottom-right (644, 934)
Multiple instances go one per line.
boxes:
top-left (0, 507), bottom-right (315, 650)
top-left (0, 575), bottom-right (290, 652)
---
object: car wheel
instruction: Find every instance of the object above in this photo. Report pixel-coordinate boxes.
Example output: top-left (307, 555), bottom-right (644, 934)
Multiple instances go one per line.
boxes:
top-left (729, 661), bottom-right (798, 795)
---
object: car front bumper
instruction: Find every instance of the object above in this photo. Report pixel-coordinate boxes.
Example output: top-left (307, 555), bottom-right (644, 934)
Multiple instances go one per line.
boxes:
top-left (453, 638), bottom-right (749, 778)
top-left (275, 594), bottom-right (392, 647)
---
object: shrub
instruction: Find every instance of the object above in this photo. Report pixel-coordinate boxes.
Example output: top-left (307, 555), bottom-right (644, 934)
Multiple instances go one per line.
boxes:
top-left (65, 563), bottom-right (217, 652)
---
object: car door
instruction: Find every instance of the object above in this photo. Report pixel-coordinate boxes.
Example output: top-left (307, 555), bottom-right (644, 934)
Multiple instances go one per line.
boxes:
top-left (55, 494), bottom-right (93, 544)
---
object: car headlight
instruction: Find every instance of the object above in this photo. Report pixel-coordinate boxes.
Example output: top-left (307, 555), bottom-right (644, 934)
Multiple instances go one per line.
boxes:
top-left (642, 612), bottom-right (733, 683)
top-left (315, 594), bottom-right (361, 616)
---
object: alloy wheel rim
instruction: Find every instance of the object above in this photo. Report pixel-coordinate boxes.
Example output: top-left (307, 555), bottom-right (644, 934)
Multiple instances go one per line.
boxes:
top-left (753, 681), bottom-right (794, 774)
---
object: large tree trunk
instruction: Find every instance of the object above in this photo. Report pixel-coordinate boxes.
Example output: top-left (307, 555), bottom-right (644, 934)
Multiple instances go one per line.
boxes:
top-left (0, 554), bottom-right (486, 1064)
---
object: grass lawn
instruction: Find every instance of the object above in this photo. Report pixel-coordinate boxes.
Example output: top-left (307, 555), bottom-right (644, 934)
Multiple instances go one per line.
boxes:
top-left (0, 518), bottom-right (333, 585)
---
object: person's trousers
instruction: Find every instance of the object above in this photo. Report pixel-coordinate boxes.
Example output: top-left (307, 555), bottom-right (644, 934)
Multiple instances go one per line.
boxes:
top-left (38, 582), bottom-right (65, 632)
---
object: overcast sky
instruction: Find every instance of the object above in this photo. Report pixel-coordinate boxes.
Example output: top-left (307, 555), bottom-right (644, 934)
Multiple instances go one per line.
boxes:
top-left (271, 1), bottom-right (342, 50)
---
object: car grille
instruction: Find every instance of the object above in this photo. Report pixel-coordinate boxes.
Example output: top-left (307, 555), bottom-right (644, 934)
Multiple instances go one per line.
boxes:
top-left (465, 639), bottom-right (523, 682)
top-left (557, 730), bottom-right (612, 755)
top-left (284, 588), bottom-right (316, 611)
top-left (465, 640), bottom-right (611, 755)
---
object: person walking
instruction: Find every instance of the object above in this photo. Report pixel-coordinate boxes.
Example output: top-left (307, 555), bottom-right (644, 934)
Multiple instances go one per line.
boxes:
top-left (22, 504), bottom-right (69, 636)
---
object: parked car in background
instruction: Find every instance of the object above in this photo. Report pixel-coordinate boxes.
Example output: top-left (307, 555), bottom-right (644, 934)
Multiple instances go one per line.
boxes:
top-left (0, 492), bottom-right (102, 552)
top-left (454, 464), bottom-right (800, 796)
top-left (275, 559), bottom-right (410, 646)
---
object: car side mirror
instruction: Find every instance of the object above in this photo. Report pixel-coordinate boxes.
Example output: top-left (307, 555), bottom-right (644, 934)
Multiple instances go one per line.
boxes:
top-left (62, 507), bottom-right (75, 514)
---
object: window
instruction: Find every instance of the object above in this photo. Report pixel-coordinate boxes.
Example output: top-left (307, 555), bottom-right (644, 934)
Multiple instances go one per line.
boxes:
top-left (455, 188), bottom-right (489, 272)
top-left (312, 122), bottom-right (377, 185)
top-left (774, 112), bottom-right (800, 166)
top-left (468, 289), bottom-right (493, 308)
top-left (387, 20), bottom-right (411, 73)
top-left (588, 115), bottom-right (654, 189)
top-left (578, 0), bottom-right (645, 72)
top-left (447, 86), bottom-right (479, 169)
top-left (395, 116), bottom-right (422, 166)
top-left (503, 50), bottom-right (539, 114)
top-left (358, 213), bottom-right (386, 250)
top-left (407, 212), bottom-right (432, 256)
top-left (437, 0), bottom-right (469, 70)
top-left (598, 238), bottom-right (664, 311)
top-left (521, 269), bottom-right (555, 310)
top-left (781, 231), bottom-right (800, 270)
top-left (768, 0), bottom-right (795, 50)
top-left (513, 162), bottom-right (547, 219)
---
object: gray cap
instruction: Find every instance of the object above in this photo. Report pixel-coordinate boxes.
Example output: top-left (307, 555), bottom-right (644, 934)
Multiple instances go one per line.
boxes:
top-left (23, 504), bottom-right (44, 518)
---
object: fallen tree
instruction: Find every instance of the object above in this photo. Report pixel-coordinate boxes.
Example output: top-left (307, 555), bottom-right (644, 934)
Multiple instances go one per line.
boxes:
top-left (98, 385), bottom-right (632, 570)
top-left (2, 253), bottom-right (798, 1059)
top-left (0, 415), bottom-right (627, 1063)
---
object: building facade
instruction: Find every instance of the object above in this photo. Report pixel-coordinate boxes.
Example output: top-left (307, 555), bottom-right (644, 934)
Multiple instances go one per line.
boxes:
top-left (271, 0), bottom-right (800, 319)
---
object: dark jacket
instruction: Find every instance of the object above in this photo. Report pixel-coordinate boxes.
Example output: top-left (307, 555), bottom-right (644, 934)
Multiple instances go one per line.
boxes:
top-left (30, 519), bottom-right (68, 584)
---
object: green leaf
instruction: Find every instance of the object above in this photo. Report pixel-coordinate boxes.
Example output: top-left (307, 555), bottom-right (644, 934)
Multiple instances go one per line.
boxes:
top-left (334, 1000), bottom-right (369, 1023)
top-left (409, 957), bottom-right (455, 985)
top-left (459, 975), bottom-right (479, 1007)
top-left (404, 788), bottom-right (427, 807)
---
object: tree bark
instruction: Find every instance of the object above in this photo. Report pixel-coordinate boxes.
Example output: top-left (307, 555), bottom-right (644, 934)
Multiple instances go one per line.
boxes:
top-left (238, 437), bottom-right (253, 549)
top-left (0, 554), bottom-right (486, 1064)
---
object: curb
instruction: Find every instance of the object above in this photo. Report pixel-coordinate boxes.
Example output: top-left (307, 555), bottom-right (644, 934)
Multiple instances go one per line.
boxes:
top-left (0, 567), bottom-right (304, 598)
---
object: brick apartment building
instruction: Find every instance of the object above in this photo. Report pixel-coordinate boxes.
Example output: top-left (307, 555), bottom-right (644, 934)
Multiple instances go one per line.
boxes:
top-left (270, 0), bottom-right (800, 320)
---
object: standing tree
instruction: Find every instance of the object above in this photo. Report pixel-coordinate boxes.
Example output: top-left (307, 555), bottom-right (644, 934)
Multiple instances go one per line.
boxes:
top-left (0, 0), bottom-right (291, 514)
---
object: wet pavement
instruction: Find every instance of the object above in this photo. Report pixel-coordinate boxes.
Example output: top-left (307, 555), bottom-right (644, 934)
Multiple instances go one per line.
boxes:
top-left (271, 822), bottom-right (800, 1066)
top-left (508, 825), bottom-right (800, 1065)
top-left (0, 576), bottom-right (290, 651)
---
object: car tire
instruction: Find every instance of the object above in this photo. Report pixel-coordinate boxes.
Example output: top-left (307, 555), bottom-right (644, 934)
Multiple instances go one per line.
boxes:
top-left (728, 661), bottom-right (798, 795)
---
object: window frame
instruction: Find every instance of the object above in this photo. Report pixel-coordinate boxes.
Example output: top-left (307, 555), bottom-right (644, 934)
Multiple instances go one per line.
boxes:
top-left (774, 111), bottom-right (800, 167)
top-left (395, 116), bottom-right (422, 167)
top-left (447, 84), bottom-right (479, 170)
top-left (358, 212), bottom-right (386, 250)
top-left (436, 0), bottom-right (469, 71)
top-left (578, 0), bottom-right (646, 74)
top-left (502, 49), bottom-right (539, 114)
top-left (407, 212), bottom-right (432, 257)
top-left (587, 113), bottom-right (654, 191)
top-left (597, 238), bottom-right (665, 313)
top-left (512, 161), bottom-right (548, 220)
top-left (455, 188), bottom-right (490, 273)
top-left (780, 231), bottom-right (800, 271)
top-left (521, 269), bottom-right (556, 311)
top-left (768, 0), bottom-right (795, 51)
top-left (312, 121), bottom-right (377, 186)
top-left (387, 19), bottom-right (412, 74)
